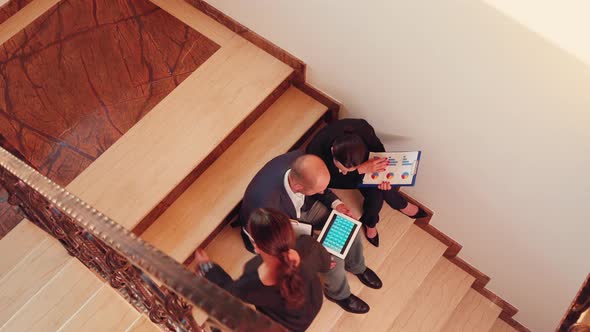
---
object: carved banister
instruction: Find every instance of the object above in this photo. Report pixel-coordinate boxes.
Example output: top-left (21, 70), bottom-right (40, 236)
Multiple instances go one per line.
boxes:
top-left (0, 146), bottom-right (286, 332)
top-left (559, 274), bottom-right (590, 332)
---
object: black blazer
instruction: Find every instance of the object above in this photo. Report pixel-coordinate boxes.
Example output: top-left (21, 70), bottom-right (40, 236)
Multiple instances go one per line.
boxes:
top-left (239, 150), bottom-right (339, 227)
top-left (306, 119), bottom-right (386, 189)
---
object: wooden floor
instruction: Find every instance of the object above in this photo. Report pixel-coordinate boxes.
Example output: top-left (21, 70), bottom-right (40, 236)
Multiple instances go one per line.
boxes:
top-left (0, 0), bottom-right (525, 332)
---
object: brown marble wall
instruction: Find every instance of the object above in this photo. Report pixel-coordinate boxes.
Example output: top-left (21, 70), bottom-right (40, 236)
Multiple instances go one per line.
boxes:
top-left (0, 0), bottom-right (220, 238)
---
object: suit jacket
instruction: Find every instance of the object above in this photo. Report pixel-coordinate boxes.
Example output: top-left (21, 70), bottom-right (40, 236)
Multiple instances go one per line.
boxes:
top-left (306, 119), bottom-right (386, 189)
top-left (239, 150), bottom-right (339, 227)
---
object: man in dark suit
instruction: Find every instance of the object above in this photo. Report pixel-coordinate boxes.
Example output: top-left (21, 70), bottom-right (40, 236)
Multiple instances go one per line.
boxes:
top-left (239, 150), bottom-right (382, 314)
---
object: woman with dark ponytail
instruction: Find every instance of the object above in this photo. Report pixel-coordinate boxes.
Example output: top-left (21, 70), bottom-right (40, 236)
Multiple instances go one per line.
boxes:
top-left (194, 208), bottom-right (332, 331)
top-left (306, 119), bottom-right (428, 247)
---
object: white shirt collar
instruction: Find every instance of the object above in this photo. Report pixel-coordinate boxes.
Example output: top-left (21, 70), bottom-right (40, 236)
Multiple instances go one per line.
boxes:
top-left (284, 169), bottom-right (305, 218)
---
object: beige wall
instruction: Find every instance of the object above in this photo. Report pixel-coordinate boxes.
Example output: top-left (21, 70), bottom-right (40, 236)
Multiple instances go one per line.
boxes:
top-left (206, 0), bottom-right (590, 330)
top-left (485, 0), bottom-right (590, 66)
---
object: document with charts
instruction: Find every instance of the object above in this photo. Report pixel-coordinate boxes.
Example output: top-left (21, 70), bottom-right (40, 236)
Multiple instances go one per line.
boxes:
top-left (360, 151), bottom-right (421, 187)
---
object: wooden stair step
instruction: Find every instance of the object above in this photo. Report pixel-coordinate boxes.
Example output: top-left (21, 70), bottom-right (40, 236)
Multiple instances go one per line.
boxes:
top-left (389, 257), bottom-right (476, 332)
top-left (325, 224), bottom-right (447, 332)
top-left (200, 223), bottom-right (255, 279)
top-left (0, 221), bottom-right (48, 280)
top-left (308, 205), bottom-right (415, 332)
top-left (57, 286), bottom-right (139, 332)
top-left (66, 35), bottom-right (292, 231)
top-left (489, 318), bottom-right (520, 332)
top-left (127, 317), bottom-right (161, 332)
top-left (0, 240), bottom-right (70, 326)
top-left (440, 288), bottom-right (502, 332)
top-left (330, 189), bottom-right (416, 268)
top-left (141, 86), bottom-right (327, 263)
top-left (0, 260), bottom-right (103, 332)
top-left (149, 0), bottom-right (234, 46)
top-left (0, 0), bottom-right (60, 45)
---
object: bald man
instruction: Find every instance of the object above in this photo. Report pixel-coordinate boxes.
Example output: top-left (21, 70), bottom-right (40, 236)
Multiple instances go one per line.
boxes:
top-left (239, 150), bottom-right (382, 314)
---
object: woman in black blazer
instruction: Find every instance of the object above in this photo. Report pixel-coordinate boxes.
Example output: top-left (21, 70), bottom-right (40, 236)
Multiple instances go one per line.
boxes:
top-left (194, 208), bottom-right (333, 331)
top-left (306, 119), bottom-right (427, 247)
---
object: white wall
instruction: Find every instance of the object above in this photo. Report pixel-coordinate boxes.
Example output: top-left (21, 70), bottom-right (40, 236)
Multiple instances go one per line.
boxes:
top-left (206, 0), bottom-right (590, 330)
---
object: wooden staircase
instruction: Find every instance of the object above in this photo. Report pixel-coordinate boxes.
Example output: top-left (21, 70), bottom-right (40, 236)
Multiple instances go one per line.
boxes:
top-left (0, 0), bottom-right (528, 331)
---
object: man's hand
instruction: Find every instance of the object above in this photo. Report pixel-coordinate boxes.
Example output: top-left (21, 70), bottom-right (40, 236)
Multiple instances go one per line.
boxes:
top-left (329, 255), bottom-right (337, 270)
top-left (335, 203), bottom-right (353, 217)
top-left (377, 181), bottom-right (392, 191)
top-left (357, 157), bottom-right (388, 174)
top-left (194, 249), bottom-right (210, 265)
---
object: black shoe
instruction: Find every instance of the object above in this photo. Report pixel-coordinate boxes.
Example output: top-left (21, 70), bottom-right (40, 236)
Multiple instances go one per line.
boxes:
top-left (355, 267), bottom-right (383, 289)
top-left (409, 207), bottom-right (429, 219)
top-left (363, 226), bottom-right (379, 247)
top-left (324, 293), bottom-right (370, 314)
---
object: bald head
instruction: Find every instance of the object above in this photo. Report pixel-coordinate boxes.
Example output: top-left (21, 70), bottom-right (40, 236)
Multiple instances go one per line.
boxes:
top-left (289, 154), bottom-right (330, 196)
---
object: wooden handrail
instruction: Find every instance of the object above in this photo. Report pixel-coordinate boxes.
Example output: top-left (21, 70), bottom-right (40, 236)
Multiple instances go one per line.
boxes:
top-left (0, 134), bottom-right (32, 167)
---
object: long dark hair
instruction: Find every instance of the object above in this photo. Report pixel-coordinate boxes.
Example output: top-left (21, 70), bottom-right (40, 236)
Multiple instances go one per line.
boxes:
top-left (248, 208), bottom-right (304, 309)
top-left (331, 129), bottom-right (368, 168)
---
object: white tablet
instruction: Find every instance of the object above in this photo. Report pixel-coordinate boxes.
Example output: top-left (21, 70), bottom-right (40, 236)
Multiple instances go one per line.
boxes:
top-left (317, 210), bottom-right (362, 259)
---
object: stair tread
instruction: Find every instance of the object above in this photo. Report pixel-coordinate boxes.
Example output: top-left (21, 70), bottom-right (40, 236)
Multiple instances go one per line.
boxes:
top-left (66, 35), bottom-right (292, 231)
top-left (0, 259), bottom-right (103, 332)
top-left (389, 257), bottom-right (476, 332)
top-left (141, 86), bottom-right (327, 263)
top-left (0, 221), bottom-right (48, 280)
top-left (0, 240), bottom-right (70, 327)
top-left (489, 318), bottom-right (519, 332)
top-left (149, 0), bottom-right (234, 46)
top-left (200, 223), bottom-right (255, 278)
top-left (0, 0), bottom-right (60, 46)
top-left (127, 317), bottom-right (161, 332)
top-left (308, 204), bottom-right (415, 332)
top-left (440, 288), bottom-right (502, 332)
top-left (331, 190), bottom-right (415, 269)
top-left (58, 286), bottom-right (139, 332)
top-left (323, 224), bottom-right (447, 332)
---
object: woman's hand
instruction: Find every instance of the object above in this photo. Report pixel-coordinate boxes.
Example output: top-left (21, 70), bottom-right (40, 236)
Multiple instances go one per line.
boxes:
top-left (377, 181), bottom-right (392, 191)
top-left (357, 157), bottom-right (388, 174)
top-left (194, 249), bottom-right (210, 264)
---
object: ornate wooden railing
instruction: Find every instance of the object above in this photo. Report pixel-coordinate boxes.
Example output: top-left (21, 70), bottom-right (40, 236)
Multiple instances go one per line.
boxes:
top-left (559, 274), bottom-right (590, 332)
top-left (0, 145), bottom-right (286, 332)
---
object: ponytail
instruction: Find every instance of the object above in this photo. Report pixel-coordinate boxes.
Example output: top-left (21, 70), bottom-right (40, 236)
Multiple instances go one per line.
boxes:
top-left (248, 208), bottom-right (305, 309)
top-left (278, 249), bottom-right (304, 309)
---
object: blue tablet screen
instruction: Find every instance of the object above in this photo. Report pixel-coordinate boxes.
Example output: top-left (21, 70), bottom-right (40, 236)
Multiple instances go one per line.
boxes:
top-left (319, 214), bottom-right (358, 254)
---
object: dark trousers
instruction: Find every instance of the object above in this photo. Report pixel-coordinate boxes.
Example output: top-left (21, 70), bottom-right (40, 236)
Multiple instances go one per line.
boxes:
top-left (329, 172), bottom-right (409, 228)
top-left (358, 187), bottom-right (408, 228)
